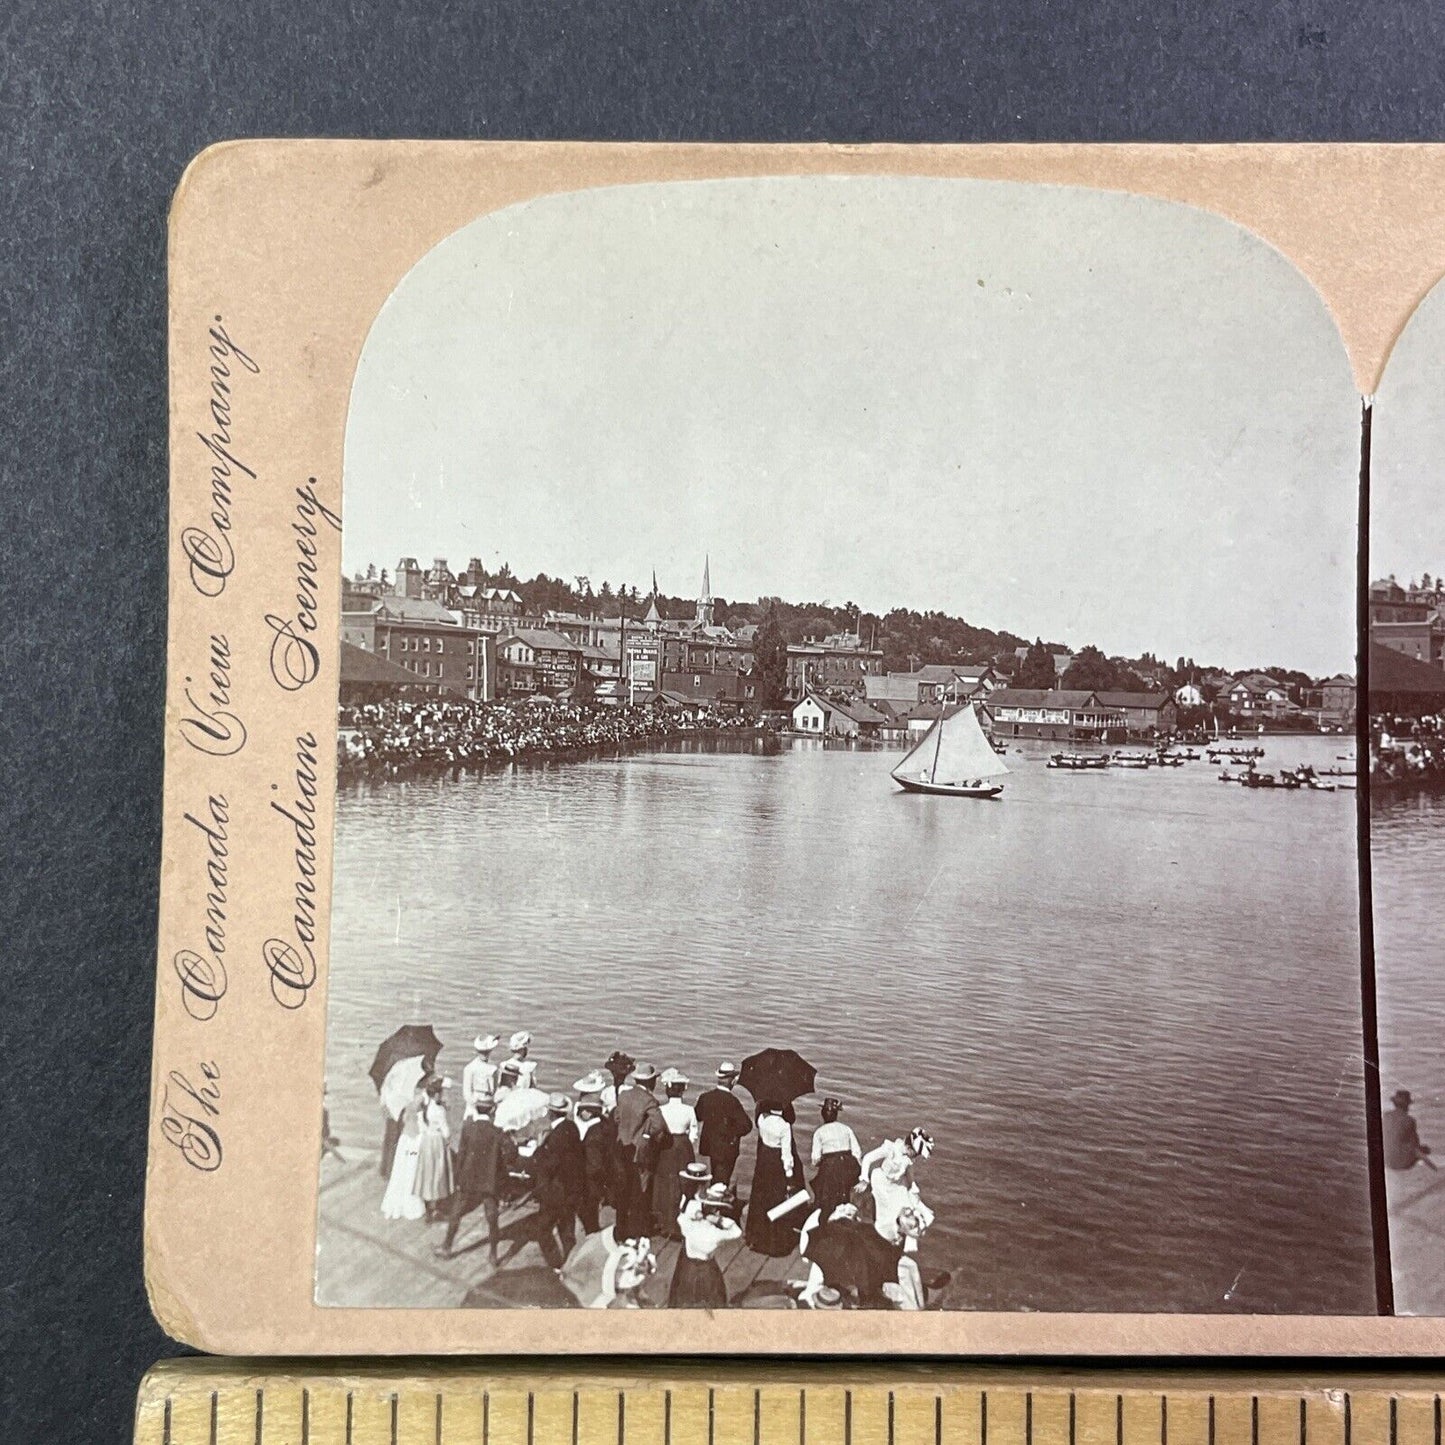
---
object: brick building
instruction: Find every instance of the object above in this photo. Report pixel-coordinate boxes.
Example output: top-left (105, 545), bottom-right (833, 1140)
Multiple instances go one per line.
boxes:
top-left (341, 595), bottom-right (493, 701)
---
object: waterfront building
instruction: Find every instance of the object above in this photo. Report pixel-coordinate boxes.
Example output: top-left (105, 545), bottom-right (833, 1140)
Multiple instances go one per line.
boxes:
top-left (341, 595), bottom-right (493, 701)
top-left (496, 628), bottom-right (586, 698)
top-left (338, 640), bottom-right (435, 704)
top-left (1372, 617), bottom-right (1445, 669)
top-left (790, 692), bottom-right (888, 737)
top-left (1223, 673), bottom-right (1297, 720)
top-left (1314, 674), bottom-right (1358, 730)
top-left (785, 633), bottom-right (885, 697)
top-left (1091, 691), bottom-right (1179, 737)
top-left (455, 586), bottom-right (528, 634)
top-left (643, 558), bottom-right (761, 705)
top-left (985, 688), bottom-right (1116, 740)
top-left (985, 687), bottom-right (1178, 740)
top-left (1369, 640), bottom-right (1445, 716)
top-left (1174, 682), bottom-right (1206, 708)
top-left (865, 663), bottom-right (995, 707)
top-left (1369, 577), bottom-right (1436, 626)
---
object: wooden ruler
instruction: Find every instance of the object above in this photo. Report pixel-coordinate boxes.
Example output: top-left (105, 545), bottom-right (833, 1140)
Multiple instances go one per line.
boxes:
top-left (136, 1360), bottom-right (1445, 1445)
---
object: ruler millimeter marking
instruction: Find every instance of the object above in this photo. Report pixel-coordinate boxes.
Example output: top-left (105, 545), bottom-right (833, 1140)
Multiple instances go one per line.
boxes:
top-left (135, 1360), bottom-right (1445, 1445)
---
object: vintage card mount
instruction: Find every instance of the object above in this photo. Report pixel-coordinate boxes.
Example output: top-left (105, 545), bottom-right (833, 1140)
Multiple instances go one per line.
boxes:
top-left (152, 142), bottom-right (1445, 1357)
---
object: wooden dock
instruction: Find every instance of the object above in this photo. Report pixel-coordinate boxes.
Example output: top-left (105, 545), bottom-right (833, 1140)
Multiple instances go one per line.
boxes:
top-left (1387, 1163), bottom-right (1445, 1316)
top-left (316, 1149), bottom-right (806, 1310)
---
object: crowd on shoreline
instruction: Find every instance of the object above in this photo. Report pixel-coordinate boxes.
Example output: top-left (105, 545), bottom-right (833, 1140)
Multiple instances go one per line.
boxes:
top-left (1370, 713), bottom-right (1445, 785)
top-left (338, 697), bottom-right (757, 775)
top-left (367, 1033), bottom-right (944, 1311)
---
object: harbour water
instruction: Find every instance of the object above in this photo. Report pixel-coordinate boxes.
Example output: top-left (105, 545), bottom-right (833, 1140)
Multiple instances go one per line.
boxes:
top-left (324, 733), bottom-right (1374, 1313)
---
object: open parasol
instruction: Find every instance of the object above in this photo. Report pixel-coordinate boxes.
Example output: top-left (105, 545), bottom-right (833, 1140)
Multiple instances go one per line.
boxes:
top-left (493, 1086), bottom-right (551, 1134)
top-left (369, 1024), bottom-right (443, 1120)
top-left (369, 1024), bottom-right (443, 1092)
top-left (738, 1047), bottom-right (817, 1107)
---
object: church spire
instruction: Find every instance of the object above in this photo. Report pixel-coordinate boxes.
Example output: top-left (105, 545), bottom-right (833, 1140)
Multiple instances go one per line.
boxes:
top-left (696, 554), bottom-right (714, 626)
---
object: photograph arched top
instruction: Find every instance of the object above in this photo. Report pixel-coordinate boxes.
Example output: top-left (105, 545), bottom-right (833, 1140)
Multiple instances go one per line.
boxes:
top-left (345, 175), bottom-right (1357, 678)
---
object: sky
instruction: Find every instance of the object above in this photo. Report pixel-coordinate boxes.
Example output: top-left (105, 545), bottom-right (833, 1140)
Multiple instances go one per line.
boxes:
top-left (344, 176), bottom-right (1360, 676)
top-left (1373, 276), bottom-right (1445, 587)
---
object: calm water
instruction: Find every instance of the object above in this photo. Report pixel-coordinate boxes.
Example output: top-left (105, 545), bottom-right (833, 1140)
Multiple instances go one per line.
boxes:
top-left (324, 733), bottom-right (1374, 1313)
top-left (1372, 792), bottom-right (1445, 1118)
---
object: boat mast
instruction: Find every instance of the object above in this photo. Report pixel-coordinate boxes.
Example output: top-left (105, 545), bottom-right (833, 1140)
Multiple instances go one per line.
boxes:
top-left (929, 686), bottom-right (946, 779)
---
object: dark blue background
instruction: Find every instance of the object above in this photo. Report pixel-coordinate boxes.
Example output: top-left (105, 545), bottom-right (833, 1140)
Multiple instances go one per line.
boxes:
top-left (3, 2), bottom-right (1441, 1439)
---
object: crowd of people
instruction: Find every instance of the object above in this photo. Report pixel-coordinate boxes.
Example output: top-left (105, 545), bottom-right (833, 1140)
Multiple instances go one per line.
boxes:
top-left (372, 1032), bottom-right (945, 1310)
top-left (338, 697), bottom-right (757, 775)
top-left (1370, 713), bottom-right (1445, 785)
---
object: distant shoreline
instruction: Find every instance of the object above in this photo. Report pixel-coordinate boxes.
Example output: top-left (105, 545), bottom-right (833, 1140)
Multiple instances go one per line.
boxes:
top-left (338, 722), bottom-right (766, 781)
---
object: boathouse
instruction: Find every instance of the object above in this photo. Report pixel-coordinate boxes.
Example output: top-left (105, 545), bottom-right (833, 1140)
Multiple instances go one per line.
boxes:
top-left (1092, 691), bottom-right (1179, 739)
top-left (984, 688), bottom-right (1112, 740)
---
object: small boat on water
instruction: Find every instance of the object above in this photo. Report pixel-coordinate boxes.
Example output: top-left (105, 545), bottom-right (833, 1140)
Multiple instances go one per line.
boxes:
top-left (1112, 752), bottom-right (1154, 769)
top-left (1153, 754), bottom-right (1186, 767)
top-left (1047, 752), bottom-right (1110, 770)
top-left (1239, 771), bottom-right (1282, 788)
top-left (891, 702), bottom-right (1009, 799)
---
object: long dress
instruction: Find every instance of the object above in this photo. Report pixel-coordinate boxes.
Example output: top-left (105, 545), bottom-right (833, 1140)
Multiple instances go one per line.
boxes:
top-left (380, 1101), bottom-right (425, 1220)
top-left (413, 1098), bottom-right (455, 1204)
top-left (669, 1211), bottom-right (741, 1307)
top-left (745, 1114), bottom-right (803, 1257)
top-left (651, 1098), bottom-right (700, 1239)
top-left (810, 1121), bottom-right (862, 1217)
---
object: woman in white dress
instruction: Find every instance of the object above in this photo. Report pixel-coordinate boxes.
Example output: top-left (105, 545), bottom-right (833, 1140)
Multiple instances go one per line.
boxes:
top-left (669, 1186), bottom-right (742, 1307)
top-left (380, 1083), bottom-right (426, 1221)
top-left (412, 1075), bottom-right (455, 1220)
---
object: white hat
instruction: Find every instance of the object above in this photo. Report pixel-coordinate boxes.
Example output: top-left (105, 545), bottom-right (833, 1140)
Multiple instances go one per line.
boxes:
top-left (474, 1034), bottom-right (500, 1052)
top-left (659, 1067), bottom-right (689, 1088)
top-left (508, 1031), bottom-right (532, 1051)
top-left (572, 1069), bottom-right (610, 1094)
top-left (716, 1061), bottom-right (738, 1078)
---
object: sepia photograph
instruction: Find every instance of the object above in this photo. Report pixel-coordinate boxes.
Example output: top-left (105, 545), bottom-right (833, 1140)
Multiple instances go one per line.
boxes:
top-left (1368, 275), bottom-right (1445, 1316)
top-left (314, 175), bottom-right (1371, 1314)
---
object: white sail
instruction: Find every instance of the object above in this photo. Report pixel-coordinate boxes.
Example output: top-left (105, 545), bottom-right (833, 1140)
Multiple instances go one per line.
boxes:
top-left (891, 703), bottom-right (1009, 785)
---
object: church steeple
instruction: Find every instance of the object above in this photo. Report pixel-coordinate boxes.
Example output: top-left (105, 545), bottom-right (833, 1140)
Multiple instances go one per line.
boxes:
top-left (644, 568), bottom-right (662, 626)
top-left (695, 554), bottom-right (714, 626)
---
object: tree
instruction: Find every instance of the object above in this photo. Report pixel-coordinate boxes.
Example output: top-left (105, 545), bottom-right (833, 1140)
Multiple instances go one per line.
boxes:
top-left (1061, 645), bottom-right (1118, 691)
top-left (753, 603), bottom-right (789, 709)
top-left (1016, 639), bottom-right (1057, 690)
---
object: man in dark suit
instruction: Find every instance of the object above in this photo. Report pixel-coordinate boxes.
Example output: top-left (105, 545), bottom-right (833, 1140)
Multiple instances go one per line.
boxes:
top-left (435, 1097), bottom-right (519, 1264)
top-left (1384, 1088), bottom-right (1433, 1171)
top-left (612, 1062), bottom-right (668, 1241)
top-left (694, 1061), bottom-right (754, 1186)
top-left (574, 1096), bottom-right (615, 1234)
top-left (528, 1094), bottom-right (587, 1268)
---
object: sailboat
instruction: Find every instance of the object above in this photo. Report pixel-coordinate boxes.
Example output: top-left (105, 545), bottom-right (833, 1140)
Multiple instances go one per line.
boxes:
top-left (891, 702), bottom-right (1009, 799)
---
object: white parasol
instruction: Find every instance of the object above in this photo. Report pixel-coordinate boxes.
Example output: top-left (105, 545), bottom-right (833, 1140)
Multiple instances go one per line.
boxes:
top-left (493, 1086), bottom-right (551, 1133)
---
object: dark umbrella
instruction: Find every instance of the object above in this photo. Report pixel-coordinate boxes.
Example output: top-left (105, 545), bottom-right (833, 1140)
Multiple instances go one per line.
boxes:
top-left (804, 1216), bottom-right (901, 1304)
top-left (368, 1024), bottom-right (444, 1092)
top-left (738, 1047), bottom-right (816, 1107)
